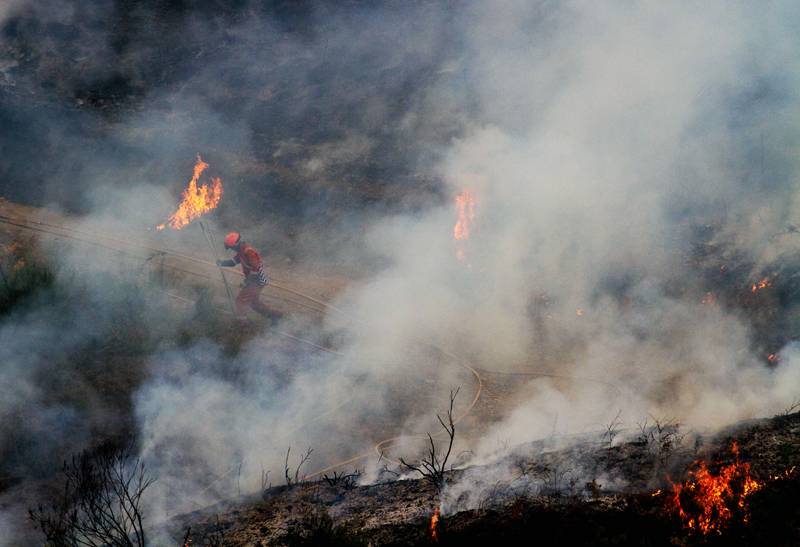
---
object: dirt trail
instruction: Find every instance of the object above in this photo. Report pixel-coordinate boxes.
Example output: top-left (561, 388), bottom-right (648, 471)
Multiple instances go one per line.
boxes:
top-left (0, 198), bottom-right (362, 321)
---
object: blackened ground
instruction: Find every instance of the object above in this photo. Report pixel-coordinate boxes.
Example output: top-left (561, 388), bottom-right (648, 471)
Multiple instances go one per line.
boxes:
top-left (165, 411), bottom-right (800, 547)
top-left (686, 227), bottom-right (800, 364)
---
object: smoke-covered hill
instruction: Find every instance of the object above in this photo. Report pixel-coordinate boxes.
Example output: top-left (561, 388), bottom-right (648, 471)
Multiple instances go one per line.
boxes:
top-left (0, 0), bottom-right (462, 218)
top-left (2, 1), bottom-right (800, 545)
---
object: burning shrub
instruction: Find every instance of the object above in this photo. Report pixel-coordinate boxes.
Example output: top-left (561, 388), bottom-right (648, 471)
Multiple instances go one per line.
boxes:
top-left (666, 443), bottom-right (762, 539)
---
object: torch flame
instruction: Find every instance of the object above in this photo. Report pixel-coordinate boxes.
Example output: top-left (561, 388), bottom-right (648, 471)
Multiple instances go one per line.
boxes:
top-left (430, 507), bottom-right (440, 542)
top-left (158, 154), bottom-right (223, 230)
top-left (454, 188), bottom-right (474, 265)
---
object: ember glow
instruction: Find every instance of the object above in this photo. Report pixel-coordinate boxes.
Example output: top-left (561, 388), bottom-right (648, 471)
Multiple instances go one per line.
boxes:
top-left (430, 507), bottom-right (440, 542)
top-left (157, 154), bottom-right (223, 230)
top-left (771, 466), bottom-right (797, 481)
top-left (751, 277), bottom-right (772, 292)
top-left (667, 443), bottom-right (762, 536)
top-left (454, 188), bottom-right (474, 264)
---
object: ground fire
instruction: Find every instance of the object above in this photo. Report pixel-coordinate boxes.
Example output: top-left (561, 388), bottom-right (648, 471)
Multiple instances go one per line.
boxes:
top-left (454, 188), bottom-right (474, 266)
top-left (666, 443), bottom-right (762, 537)
top-left (751, 276), bottom-right (772, 292)
top-left (158, 154), bottom-right (223, 230)
top-left (430, 507), bottom-right (440, 542)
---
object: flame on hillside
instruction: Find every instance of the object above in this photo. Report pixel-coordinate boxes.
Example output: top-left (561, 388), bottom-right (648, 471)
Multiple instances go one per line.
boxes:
top-left (752, 277), bottom-right (772, 292)
top-left (430, 507), bottom-right (440, 542)
top-left (158, 154), bottom-right (223, 230)
top-left (666, 443), bottom-right (762, 537)
top-left (454, 188), bottom-right (474, 266)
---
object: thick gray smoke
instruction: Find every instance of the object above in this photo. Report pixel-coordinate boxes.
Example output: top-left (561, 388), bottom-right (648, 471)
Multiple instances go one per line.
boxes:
top-left (130, 0), bottom-right (800, 520)
top-left (339, 0), bottom-right (800, 435)
top-left (2, 0), bottom-right (800, 544)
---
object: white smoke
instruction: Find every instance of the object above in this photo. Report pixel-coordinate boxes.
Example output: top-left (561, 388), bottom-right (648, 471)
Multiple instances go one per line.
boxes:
top-left (4, 1), bottom-right (800, 544)
top-left (130, 0), bottom-right (800, 519)
top-left (334, 0), bottom-right (800, 465)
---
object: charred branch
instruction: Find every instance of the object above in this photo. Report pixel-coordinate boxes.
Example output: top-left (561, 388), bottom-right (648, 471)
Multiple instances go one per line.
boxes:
top-left (636, 415), bottom-right (690, 473)
top-left (399, 388), bottom-right (459, 491)
top-left (28, 438), bottom-right (154, 547)
top-left (599, 409), bottom-right (625, 450)
top-left (322, 469), bottom-right (363, 489)
top-left (285, 447), bottom-right (313, 486)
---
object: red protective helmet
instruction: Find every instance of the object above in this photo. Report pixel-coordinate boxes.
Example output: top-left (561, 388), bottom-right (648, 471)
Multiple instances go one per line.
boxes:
top-left (224, 232), bottom-right (241, 249)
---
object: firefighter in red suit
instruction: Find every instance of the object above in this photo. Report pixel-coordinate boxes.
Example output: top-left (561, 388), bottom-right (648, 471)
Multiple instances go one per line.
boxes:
top-left (217, 233), bottom-right (283, 325)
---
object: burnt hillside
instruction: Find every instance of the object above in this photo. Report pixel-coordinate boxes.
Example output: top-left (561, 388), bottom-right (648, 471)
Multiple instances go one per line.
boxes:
top-left (3, 2), bottom-right (800, 546)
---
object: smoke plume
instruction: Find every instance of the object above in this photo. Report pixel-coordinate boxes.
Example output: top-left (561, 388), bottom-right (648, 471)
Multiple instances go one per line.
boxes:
top-left (2, 0), bottom-right (800, 543)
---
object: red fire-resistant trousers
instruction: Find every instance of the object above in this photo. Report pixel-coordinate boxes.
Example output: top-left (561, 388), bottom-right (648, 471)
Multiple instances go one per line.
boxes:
top-left (236, 282), bottom-right (281, 320)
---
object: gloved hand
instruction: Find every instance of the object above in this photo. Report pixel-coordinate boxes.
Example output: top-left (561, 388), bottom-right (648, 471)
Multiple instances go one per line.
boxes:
top-left (217, 259), bottom-right (235, 267)
top-left (239, 277), bottom-right (255, 288)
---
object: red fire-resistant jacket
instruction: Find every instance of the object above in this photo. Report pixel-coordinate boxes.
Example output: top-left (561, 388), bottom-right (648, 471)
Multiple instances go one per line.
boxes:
top-left (233, 242), bottom-right (263, 280)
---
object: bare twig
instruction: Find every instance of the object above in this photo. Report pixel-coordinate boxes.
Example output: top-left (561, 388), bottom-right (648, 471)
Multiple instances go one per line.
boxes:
top-left (636, 415), bottom-right (690, 472)
top-left (399, 389), bottom-right (459, 491)
top-left (600, 409), bottom-right (624, 450)
top-left (285, 447), bottom-right (314, 486)
top-left (28, 438), bottom-right (154, 547)
top-left (204, 516), bottom-right (226, 547)
top-left (322, 469), bottom-right (363, 489)
top-left (781, 396), bottom-right (800, 416)
top-left (378, 464), bottom-right (401, 482)
top-left (260, 461), bottom-right (270, 494)
top-left (451, 450), bottom-right (475, 469)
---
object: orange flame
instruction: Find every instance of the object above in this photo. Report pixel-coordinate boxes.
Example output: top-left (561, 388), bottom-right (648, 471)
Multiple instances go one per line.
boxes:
top-left (158, 154), bottom-right (223, 230)
top-left (430, 507), bottom-right (440, 542)
top-left (771, 466), bottom-right (796, 481)
top-left (752, 277), bottom-right (771, 292)
top-left (454, 188), bottom-right (474, 264)
top-left (667, 443), bottom-right (762, 536)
